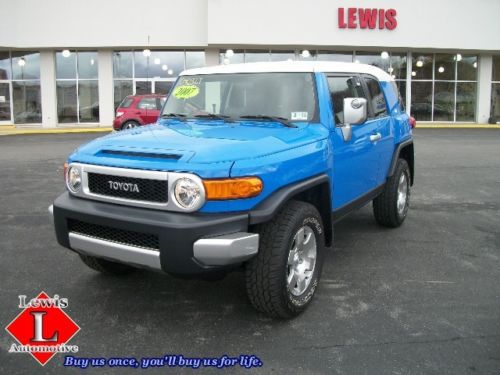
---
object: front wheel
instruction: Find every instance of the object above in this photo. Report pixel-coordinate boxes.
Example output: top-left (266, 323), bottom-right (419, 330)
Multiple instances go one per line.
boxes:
top-left (373, 158), bottom-right (411, 228)
top-left (245, 200), bottom-right (326, 318)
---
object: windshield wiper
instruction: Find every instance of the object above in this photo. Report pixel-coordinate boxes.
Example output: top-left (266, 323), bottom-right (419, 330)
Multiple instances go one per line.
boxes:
top-left (239, 115), bottom-right (297, 128)
top-left (160, 113), bottom-right (187, 121)
top-left (194, 113), bottom-right (234, 122)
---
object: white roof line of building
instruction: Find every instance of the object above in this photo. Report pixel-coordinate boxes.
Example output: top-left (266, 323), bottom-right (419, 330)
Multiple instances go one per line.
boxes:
top-left (180, 61), bottom-right (394, 82)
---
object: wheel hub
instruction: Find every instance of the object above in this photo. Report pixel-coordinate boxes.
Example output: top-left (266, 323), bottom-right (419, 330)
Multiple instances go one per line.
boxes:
top-left (125, 123), bottom-right (136, 129)
top-left (287, 225), bottom-right (317, 296)
top-left (397, 173), bottom-right (408, 215)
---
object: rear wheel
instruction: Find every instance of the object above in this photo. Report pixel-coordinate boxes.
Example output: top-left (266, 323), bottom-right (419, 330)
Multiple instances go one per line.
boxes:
top-left (245, 200), bottom-right (325, 318)
top-left (121, 120), bottom-right (139, 130)
top-left (373, 158), bottom-right (411, 228)
top-left (79, 254), bottom-right (136, 275)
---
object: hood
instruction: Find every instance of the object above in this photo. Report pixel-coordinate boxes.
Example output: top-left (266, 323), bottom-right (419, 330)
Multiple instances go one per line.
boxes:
top-left (70, 119), bottom-right (328, 168)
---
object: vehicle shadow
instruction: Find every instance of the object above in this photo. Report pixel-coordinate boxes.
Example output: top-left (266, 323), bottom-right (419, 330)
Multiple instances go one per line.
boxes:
top-left (72, 206), bottom-right (381, 327)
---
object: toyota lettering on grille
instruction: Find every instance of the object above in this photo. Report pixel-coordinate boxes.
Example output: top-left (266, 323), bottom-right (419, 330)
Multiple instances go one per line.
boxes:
top-left (107, 181), bottom-right (140, 193)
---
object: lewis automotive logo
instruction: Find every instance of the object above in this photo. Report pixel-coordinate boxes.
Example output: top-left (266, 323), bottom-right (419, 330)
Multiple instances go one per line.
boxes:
top-left (5, 292), bottom-right (80, 366)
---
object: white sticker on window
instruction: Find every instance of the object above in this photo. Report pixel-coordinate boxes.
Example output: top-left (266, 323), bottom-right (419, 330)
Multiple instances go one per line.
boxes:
top-left (291, 112), bottom-right (308, 120)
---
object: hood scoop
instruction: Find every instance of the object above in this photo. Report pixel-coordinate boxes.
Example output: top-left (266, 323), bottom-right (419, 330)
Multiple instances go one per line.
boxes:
top-left (99, 149), bottom-right (182, 161)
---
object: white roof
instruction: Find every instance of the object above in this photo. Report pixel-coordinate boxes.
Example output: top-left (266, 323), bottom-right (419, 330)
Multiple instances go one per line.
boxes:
top-left (181, 61), bottom-right (393, 82)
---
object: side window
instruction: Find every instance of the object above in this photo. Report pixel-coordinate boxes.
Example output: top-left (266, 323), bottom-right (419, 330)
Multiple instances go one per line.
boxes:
top-left (363, 76), bottom-right (388, 118)
top-left (119, 97), bottom-right (133, 108)
top-left (327, 76), bottom-right (366, 124)
top-left (137, 98), bottom-right (157, 110)
top-left (391, 81), bottom-right (405, 112)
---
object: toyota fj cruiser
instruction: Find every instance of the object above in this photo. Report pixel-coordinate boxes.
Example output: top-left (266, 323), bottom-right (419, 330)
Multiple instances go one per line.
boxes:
top-left (51, 61), bottom-right (414, 318)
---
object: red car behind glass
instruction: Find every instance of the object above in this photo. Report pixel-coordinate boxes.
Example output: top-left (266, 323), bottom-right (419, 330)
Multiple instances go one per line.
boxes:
top-left (113, 94), bottom-right (166, 130)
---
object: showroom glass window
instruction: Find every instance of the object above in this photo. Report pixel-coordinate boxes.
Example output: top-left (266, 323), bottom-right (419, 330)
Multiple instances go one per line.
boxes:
top-left (220, 49), bottom-right (359, 64)
top-left (355, 52), bottom-right (391, 71)
top-left (112, 51), bottom-right (133, 110)
top-left (434, 54), bottom-right (456, 121)
top-left (221, 50), bottom-right (298, 63)
top-left (270, 50), bottom-right (296, 62)
top-left (492, 56), bottom-right (500, 122)
top-left (1, 51), bottom-right (43, 124)
top-left (390, 53), bottom-right (407, 106)
top-left (56, 51), bottom-right (99, 123)
top-left (317, 51), bottom-right (353, 63)
top-left (112, 50), bottom-right (205, 109)
top-left (244, 50), bottom-right (271, 63)
top-left (219, 49), bottom-right (245, 65)
top-left (220, 49), bottom-right (290, 63)
top-left (355, 51), bottom-right (406, 107)
top-left (411, 53), bottom-right (477, 121)
top-left (0, 51), bottom-right (11, 122)
top-left (298, 50), bottom-right (317, 61)
top-left (410, 53), bottom-right (433, 121)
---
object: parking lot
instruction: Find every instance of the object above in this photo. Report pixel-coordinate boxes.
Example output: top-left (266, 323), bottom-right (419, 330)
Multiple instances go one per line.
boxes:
top-left (0, 129), bottom-right (499, 374)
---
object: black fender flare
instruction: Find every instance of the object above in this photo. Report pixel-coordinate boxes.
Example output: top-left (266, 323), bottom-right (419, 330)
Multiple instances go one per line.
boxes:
top-left (249, 174), bottom-right (333, 246)
top-left (388, 138), bottom-right (414, 185)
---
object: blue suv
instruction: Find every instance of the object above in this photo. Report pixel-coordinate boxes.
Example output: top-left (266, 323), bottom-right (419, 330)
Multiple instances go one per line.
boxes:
top-left (52, 62), bottom-right (414, 318)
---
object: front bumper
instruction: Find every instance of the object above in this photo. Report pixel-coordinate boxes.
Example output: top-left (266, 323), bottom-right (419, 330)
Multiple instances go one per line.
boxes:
top-left (112, 117), bottom-right (124, 130)
top-left (52, 192), bottom-right (258, 275)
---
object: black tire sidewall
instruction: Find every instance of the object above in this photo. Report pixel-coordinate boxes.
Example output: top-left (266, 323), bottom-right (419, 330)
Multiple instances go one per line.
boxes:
top-left (282, 209), bottom-right (325, 312)
top-left (121, 121), bottom-right (139, 130)
top-left (395, 161), bottom-right (411, 223)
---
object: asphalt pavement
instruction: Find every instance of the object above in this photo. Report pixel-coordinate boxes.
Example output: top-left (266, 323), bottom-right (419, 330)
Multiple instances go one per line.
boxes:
top-left (0, 129), bottom-right (499, 374)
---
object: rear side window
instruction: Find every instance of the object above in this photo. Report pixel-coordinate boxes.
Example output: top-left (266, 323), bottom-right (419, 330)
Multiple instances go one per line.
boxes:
top-left (363, 77), bottom-right (388, 118)
top-left (327, 76), bottom-right (366, 124)
top-left (137, 98), bottom-right (157, 110)
top-left (391, 81), bottom-right (406, 112)
top-left (119, 97), bottom-right (133, 108)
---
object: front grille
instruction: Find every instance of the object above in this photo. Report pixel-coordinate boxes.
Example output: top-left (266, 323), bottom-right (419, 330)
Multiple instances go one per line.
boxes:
top-left (68, 219), bottom-right (160, 250)
top-left (87, 172), bottom-right (168, 203)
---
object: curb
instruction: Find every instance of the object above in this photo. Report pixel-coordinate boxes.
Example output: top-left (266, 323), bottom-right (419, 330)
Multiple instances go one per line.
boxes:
top-left (416, 124), bottom-right (500, 129)
top-left (0, 127), bottom-right (113, 136)
top-left (1, 124), bottom-right (499, 136)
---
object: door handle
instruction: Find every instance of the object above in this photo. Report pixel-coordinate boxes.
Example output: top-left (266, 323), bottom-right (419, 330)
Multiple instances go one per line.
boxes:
top-left (370, 133), bottom-right (382, 142)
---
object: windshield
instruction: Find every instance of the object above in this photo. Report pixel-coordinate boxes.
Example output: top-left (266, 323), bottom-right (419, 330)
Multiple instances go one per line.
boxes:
top-left (162, 73), bottom-right (317, 121)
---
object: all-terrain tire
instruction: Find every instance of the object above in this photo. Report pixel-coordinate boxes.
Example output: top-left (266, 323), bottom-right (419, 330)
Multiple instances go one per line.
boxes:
top-left (373, 158), bottom-right (411, 228)
top-left (245, 200), bottom-right (326, 319)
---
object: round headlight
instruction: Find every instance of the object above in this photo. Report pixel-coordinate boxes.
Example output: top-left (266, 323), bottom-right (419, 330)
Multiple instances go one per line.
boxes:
top-left (173, 177), bottom-right (203, 210)
top-left (66, 166), bottom-right (81, 193)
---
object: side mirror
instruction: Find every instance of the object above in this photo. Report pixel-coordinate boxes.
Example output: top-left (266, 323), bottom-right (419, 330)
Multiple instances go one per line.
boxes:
top-left (340, 98), bottom-right (368, 142)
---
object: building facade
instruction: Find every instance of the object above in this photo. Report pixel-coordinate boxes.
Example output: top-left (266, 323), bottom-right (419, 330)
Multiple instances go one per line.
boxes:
top-left (0, 0), bottom-right (499, 127)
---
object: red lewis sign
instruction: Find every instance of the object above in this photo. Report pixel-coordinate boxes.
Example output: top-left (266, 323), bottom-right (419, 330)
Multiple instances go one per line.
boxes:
top-left (338, 8), bottom-right (397, 30)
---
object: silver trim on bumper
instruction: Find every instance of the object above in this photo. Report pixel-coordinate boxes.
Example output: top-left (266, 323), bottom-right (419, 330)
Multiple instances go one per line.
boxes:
top-left (66, 163), bottom-right (206, 212)
top-left (68, 232), bottom-right (161, 270)
top-left (193, 232), bottom-right (259, 266)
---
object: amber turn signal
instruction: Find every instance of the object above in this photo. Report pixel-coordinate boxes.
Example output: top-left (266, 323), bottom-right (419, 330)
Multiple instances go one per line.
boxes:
top-left (203, 177), bottom-right (263, 200)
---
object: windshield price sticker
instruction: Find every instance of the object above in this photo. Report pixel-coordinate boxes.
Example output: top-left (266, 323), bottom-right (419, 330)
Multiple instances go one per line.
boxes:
top-left (291, 112), bottom-right (308, 120)
top-left (173, 85), bottom-right (200, 99)
top-left (179, 77), bottom-right (202, 86)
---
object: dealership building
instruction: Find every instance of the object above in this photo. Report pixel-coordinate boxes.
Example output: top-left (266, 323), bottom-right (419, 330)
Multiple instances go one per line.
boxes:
top-left (0, 0), bottom-right (499, 128)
